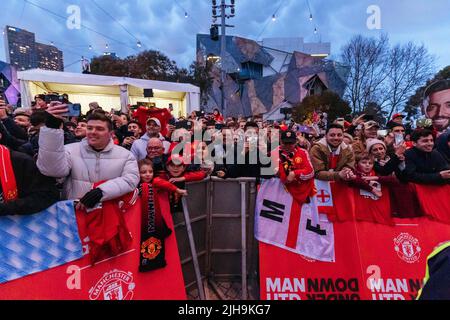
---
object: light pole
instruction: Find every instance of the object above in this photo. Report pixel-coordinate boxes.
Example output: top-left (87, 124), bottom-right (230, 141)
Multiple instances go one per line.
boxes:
top-left (211, 0), bottom-right (235, 117)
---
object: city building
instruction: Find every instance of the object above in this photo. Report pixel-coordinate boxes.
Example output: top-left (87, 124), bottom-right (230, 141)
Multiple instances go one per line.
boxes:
top-left (3, 25), bottom-right (64, 71)
top-left (197, 34), bottom-right (348, 117)
top-left (35, 43), bottom-right (64, 71)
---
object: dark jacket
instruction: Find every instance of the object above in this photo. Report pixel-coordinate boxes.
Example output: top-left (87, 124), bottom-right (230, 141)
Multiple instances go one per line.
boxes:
top-left (436, 130), bottom-right (450, 164)
top-left (418, 245), bottom-right (450, 300)
top-left (0, 149), bottom-right (60, 216)
top-left (1, 117), bottom-right (28, 141)
top-left (404, 147), bottom-right (449, 185)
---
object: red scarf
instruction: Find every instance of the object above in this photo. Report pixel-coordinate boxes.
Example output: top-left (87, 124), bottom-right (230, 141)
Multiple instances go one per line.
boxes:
top-left (329, 154), bottom-right (340, 170)
top-left (0, 145), bottom-right (18, 202)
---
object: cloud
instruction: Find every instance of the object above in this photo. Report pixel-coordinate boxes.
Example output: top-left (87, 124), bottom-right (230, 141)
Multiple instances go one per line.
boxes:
top-left (0, 0), bottom-right (448, 73)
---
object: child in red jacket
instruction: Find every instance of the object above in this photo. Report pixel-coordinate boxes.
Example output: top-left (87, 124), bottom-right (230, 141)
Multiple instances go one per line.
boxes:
top-left (348, 153), bottom-right (397, 198)
top-left (137, 158), bottom-right (186, 272)
top-left (160, 154), bottom-right (207, 212)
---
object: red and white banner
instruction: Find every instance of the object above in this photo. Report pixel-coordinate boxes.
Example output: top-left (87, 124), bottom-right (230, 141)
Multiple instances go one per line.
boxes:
top-left (0, 193), bottom-right (186, 300)
top-left (259, 183), bottom-right (450, 300)
top-left (255, 178), bottom-right (335, 262)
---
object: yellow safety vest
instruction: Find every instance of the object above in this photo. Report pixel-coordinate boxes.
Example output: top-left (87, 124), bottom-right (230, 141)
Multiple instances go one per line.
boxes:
top-left (416, 241), bottom-right (450, 300)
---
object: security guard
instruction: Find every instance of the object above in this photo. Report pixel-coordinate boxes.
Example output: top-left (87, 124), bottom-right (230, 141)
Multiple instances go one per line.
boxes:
top-left (416, 241), bottom-right (450, 300)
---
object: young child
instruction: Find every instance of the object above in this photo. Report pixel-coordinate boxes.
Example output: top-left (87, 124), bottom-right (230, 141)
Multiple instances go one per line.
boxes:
top-left (137, 158), bottom-right (187, 272)
top-left (348, 153), bottom-right (383, 198)
top-left (162, 154), bottom-right (207, 212)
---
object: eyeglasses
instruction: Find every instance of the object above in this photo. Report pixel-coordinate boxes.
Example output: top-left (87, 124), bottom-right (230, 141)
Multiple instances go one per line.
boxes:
top-left (147, 146), bottom-right (162, 150)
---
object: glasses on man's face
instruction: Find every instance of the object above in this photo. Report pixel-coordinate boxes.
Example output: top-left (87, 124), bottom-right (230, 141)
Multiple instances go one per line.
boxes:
top-left (147, 146), bottom-right (162, 151)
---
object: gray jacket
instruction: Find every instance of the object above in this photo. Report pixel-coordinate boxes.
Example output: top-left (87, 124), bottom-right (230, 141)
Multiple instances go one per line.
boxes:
top-left (37, 126), bottom-right (139, 201)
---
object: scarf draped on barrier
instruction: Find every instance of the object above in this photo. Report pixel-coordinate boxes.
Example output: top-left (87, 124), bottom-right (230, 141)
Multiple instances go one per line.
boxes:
top-left (0, 145), bottom-right (18, 202)
top-left (82, 181), bottom-right (136, 264)
top-left (139, 182), bottom-right (172, 272)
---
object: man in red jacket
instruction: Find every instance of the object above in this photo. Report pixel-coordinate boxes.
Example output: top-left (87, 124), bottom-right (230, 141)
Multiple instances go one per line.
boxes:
top-left (275, 130), bottom-right (316, 204)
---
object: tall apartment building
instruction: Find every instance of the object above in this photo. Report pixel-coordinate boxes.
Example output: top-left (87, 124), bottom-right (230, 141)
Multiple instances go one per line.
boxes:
top-left (4, 25), bottom-right (63, 71)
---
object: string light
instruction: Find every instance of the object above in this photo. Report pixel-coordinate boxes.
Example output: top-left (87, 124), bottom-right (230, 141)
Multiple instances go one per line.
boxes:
top-left (137, 41), bottom-right (142, 48)
top-left (89, 45), bottom-right (92, 50)
top-left (309, 13), bottom-right (313, 21)
top-left (314, 27), bottom-right (317, 34)
top-left (272, 14), bottom-right (276, 21)
top-left (184, 12), bottom-right (188, 18)
top-left (105, 43), bottom-right (109, 49)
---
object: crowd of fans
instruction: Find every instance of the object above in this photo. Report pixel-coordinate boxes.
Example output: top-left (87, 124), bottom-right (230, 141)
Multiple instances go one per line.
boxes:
top-left (0, 92), bottom-right (449, 217)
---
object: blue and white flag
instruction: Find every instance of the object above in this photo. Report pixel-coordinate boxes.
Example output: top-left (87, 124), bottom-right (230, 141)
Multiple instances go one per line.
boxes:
top-left (0, 201), bottom-right (83, 284)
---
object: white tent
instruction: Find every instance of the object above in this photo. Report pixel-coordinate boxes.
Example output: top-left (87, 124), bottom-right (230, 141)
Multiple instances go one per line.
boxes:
top-left (17, 69), bottom-right (200, 116)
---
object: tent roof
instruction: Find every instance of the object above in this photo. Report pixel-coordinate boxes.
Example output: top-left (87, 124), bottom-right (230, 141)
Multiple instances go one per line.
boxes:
top-left (17, 69), bottom-right (200, 94)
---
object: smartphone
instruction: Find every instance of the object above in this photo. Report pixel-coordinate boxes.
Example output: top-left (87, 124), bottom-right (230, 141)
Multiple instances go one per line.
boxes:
top-left (123, 131), bottom-right (135, 138)
top-left (45, 94), bottom-right (66, 104)
top-left (61, 103), bottom-right (81, 117)
top-left (215, 123), bottom-right (224, 130)
top-left (394, 133), bottom-right (404, 145)
top-left (377, 129), bottom-right (388, 137)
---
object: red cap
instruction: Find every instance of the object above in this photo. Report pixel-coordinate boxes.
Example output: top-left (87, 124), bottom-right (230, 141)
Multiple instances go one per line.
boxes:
top-left (391, 113), bottom-right (404, 120)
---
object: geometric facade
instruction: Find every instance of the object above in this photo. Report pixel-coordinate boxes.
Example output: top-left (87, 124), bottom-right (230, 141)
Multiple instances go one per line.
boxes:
top-left (197, 34), bottom-right (349, 117)
top-left (0, 61), bottom-right (20, 105)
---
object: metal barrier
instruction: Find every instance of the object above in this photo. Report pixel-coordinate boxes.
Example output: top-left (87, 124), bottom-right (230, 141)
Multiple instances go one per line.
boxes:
top-left (173, 177), bottom-right (259, 300)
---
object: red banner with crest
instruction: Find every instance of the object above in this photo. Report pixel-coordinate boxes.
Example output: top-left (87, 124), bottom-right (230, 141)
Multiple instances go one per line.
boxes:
top-left (259, 183), bottom-right (450, 300)
top-left (0, 193), bottom-right (186, 300)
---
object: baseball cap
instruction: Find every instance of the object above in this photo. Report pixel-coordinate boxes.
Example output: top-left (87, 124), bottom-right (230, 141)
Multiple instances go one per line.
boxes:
top-left (280, 130), bottom-right (297, 143)
top-left (391, 113), bottom-right (404, 120)
top-left (146, 117), bottom-right (161, 127)
top-left (364, 120), bottom-right (380, 129)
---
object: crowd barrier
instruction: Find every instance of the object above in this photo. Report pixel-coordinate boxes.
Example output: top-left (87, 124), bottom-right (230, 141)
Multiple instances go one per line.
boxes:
top-left (182, 178), bottom-right (450, 300)
top-left (0, 196), bottom-right (186, 300)
top-left (0, 178), bottom-right (449, 300)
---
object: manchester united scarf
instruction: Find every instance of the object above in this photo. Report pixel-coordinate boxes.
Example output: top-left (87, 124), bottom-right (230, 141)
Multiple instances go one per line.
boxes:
top-left (0, 145), bottom-right (18, 202)
top-left (139, 183), bottom-right (172, 272)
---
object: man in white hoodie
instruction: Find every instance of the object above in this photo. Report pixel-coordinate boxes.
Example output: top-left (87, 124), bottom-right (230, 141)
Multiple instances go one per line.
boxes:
top-left (37, 103), bottom-right (139, 210)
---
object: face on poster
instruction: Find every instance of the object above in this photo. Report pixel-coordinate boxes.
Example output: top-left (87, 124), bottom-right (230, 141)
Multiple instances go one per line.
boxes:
top-left (422, 79), bottom-right (450, 133)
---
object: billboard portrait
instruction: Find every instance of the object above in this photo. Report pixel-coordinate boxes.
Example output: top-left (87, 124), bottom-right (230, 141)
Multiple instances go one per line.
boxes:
top-left (422, 79), bottom-right (450, 133)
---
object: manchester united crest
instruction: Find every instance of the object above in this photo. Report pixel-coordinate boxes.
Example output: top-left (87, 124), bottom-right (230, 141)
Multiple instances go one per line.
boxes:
top-left (141, 237), bottom-right (162, 260)
top-left (89, 269), bottom-right (135, 300)
top-left (294, 157), bottom-right (302, 164)
top-left (393, 233), bottom-right (421, 263)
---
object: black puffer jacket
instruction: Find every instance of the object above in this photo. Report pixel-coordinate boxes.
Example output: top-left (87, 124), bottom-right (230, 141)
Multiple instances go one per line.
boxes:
top-left (404, 147), bottom-right (450, 184)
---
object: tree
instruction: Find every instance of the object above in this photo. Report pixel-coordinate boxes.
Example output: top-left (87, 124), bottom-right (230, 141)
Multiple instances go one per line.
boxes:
top-left (383, 42), bottom-right (435, 120)
top-left (292, 90), bottom-right (351, 123)
top-left (360, 102), bottom-right (388, 126)
top-left (341, 34), bottom-right (390, 114)
top-left (89, 55), bottom-right (128, 77)
top-left (188, 61), bottom-right (214, 107)
top-left (341, 34), bottom-right (435, 119)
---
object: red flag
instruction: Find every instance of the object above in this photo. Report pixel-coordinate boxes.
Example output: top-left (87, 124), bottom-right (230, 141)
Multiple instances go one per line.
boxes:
top-left (413, 184), bottom-right (450, 224)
